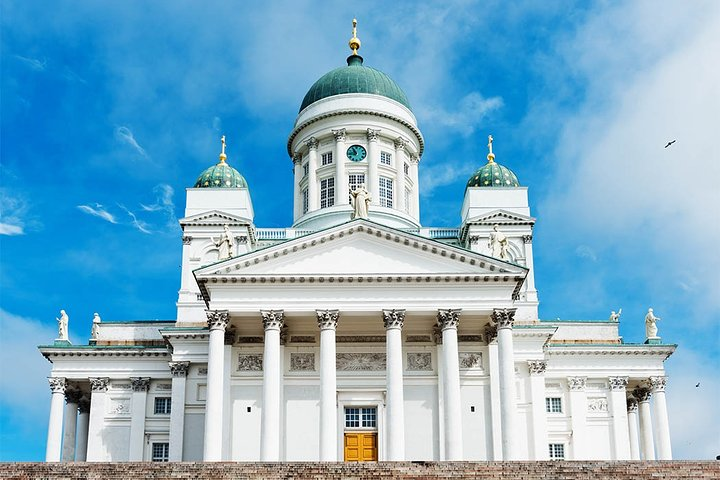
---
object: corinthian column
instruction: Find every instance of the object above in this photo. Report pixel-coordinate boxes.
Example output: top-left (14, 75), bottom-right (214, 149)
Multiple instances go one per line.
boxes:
top-left (169, 361), bottom-right (189, 461)
top-left (61, 387), bottom-right (81, 461)
top-left (608, 376), bottom-right (631, 460)
top-left (408, 154), bottom-right (420, 219)
top-left (317, 309), bottom-right (339, 461)
top-left (567, 376), bottom-right (588, 459)
top-left (45, 377), bottom-right (66, 462)
top-left (306, 138), bottom-right (319, 212)
top-left (261, 310), bottom-right (284, 461)
top-left (649, 376), bottom-right (672, 459)
top-left (367, 129), bottom-right (380, 204)
top-left (527, 361), bottom-right (548, 460)
top-left (86, 377), bottom-right (109, 461)
top-left (493, 308), bottom-right (518, 460)
top-left (332, 129), bottom-right (347, 205)
top-left (203, 310), bottom-right (229, 461)
top-left (394, 137), bottom-right (407, 213)
top-left (383, 309), bottom-right (406, 460)
top-left (627, 398), bottom-right (640, 460)
top-left (129, 377), bottom-right (150, 460)
top-left (75, 397), bottom-right (90, 462)
top-left (634, 387), bottom-right (655, 460)
top-left (438, 309), bottom-right (462, 460)
top-left (293, 153), bottom-right (303, 220)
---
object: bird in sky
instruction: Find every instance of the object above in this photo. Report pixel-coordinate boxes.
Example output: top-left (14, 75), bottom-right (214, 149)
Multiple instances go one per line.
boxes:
top-left (664, 140), bottom-right (676, 148)
top-left (696, 382), bottom-right (701, 387)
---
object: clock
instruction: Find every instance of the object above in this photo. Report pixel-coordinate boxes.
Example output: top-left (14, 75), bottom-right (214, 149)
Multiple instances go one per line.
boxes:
top-left (346, 144), bottom-right (367, 162)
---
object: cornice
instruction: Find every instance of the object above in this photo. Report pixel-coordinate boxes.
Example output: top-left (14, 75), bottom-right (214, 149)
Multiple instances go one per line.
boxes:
top-left (39, 346), bottom-right (170, 362)
top-left (180, 211), bottom-right (254, 227)
top-left (546, 344), bottom-right (676, 360)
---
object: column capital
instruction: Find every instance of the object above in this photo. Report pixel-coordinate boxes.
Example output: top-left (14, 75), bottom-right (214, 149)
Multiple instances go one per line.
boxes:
top-left (484, 323), bottom-right (498, 343)
top-left (292, 153), bottom-right (303, 165)
top-left (89, 377), bottom-right (109, 392)
top-left (437, 309), bottom-right (461, 330)
top-left (206, 310), bottom-right (230, 331)
top-left (182, 235), bottom-right (192, 245)
top-left (627, 397), bottom-right (639, 413)
top-left (527, 360), bottom-right (547, 375)
top-left (78, 397), bottom-right (91, 414)
top-left (648, 376), bottom-right (667, 393)
top-left (169, 361), bottom-right (190, 377)
top-left (522, 234), bottom-right (533, 244)
top-left (567, 376), bottom-right (587, 391)
top-left (366, 128), bottom-right (380, 142)
top-left (382, 309), bottom-right (405, 329)
top-left (609, 376), bottom-right (629, 391)
top-left (633, 387), bottom-right (652, 402)
top-left (261, 309), bottom-right (285, 331)
top-left (331, 129), bottom-right (346, 142)
top-left (393, 136), bottom-right (407, 150)
top-left (408, 153), bottom-right (419, 164)
top-left (305, 137), bottom-right (319, 150)
top-left (491, 308), bottom-right (517, 330)
top-left (48, 377), bottom-right (66, 394)
top-left (130, 377), bottom-right (150, 392)
top-left (65, 388), bottom-right (83, 404)
top-left (316, 309), bottom-right (339, 330)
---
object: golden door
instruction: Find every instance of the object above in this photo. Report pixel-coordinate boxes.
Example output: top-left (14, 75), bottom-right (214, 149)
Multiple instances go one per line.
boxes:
top-left (343, 432), bottom-right (378, 462)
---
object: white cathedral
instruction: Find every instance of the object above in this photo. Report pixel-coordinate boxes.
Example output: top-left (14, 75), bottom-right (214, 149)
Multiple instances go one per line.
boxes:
top-left (40, 22), bottom-right (675, 464)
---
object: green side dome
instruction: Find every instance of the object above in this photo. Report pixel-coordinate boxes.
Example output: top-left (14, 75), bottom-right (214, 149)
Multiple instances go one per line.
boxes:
top-left (194, 161), bottom-right (247, 188)
top-left (466, 161), bottom-right (520, 188)
top-left (299, 55), bottom-right (412, 112)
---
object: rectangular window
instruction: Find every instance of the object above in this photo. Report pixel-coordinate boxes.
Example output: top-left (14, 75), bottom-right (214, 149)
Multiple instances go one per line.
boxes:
top-left (151, 442), bottom-right (169, 462)
top-left (380, 151), bottom-right (392, 165)
top-left (345, 407), bottom-right (377, 429)
top-left (321, 152), bottom-right (333, 165)
top-left (302, 188), bottom-right (309, 214)
top-left (404, 162), bottom-right (409, 175)
top-left (303, 162), bottom-right (309, 178)
top-left (320, 177), bottom-right (335, 209)
top-left (154, 397), bottom-right (171, 414)
top-left (348, 173), bottom-right (366, 203)
top-left (548, 443), bottom-right (565, 460)
top-left (545, 397), bottom-right (562, 413)
top-left (379, 176), bottom-right (393, 208)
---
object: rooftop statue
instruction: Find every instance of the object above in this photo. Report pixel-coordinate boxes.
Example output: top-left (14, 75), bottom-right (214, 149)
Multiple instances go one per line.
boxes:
top-left (645, 308), bottom-right (661, 339)
top-left (609, 308), bottom-right (622, 322)
top-left (91, 313), bottom-right (102, 339)
top-left (488, 224), bottom-right (508, 260)
top-left (56, 309), bottom-right (69, 341)
top-left (350, 184), bottom-right (371, 220)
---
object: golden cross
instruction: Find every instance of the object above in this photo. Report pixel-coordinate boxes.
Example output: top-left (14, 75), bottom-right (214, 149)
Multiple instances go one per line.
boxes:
top-left (221, 135), bottom-right (226, 155)
top-left (488, 134), bottom-right (493, 155)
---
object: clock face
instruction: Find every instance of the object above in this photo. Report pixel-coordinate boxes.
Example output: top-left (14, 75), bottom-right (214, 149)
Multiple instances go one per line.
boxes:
top-left (346, 144), bottom-right (367, 162)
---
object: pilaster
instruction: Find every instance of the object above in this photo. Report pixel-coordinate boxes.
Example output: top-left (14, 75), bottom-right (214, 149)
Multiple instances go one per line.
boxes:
top-left (608, 376), bottom-right (631, 460)
top-left (86, 377), bottom-right (109, 461)
top-left (169, 362), bottom-right (190, 461)
top-left (567, 376), bottom-right (588, 459)
top-left (527, 361), bottom-right (548, 460)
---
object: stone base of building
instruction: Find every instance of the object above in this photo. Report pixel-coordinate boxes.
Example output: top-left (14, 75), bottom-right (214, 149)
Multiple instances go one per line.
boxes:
top-left (2, 461), bottom-right (718, 479)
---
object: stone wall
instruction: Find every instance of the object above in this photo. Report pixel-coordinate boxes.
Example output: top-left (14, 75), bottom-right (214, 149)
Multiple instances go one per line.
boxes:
top-left (1, 461), bottom-right (718, 479)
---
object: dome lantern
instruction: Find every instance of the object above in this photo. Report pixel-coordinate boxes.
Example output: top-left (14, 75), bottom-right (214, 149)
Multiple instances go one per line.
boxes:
top-left (193, 135), bottom-right (248, 189)
top-left (466, 134), bottom-right (520, 188)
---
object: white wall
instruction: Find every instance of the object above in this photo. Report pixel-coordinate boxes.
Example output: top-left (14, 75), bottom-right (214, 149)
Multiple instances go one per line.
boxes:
top-left (404, 385), bottom-right (439, 460)
top-left (283, 385), bottom-right (320, 460)
top-left (231, 385), bottom-right (262, 460)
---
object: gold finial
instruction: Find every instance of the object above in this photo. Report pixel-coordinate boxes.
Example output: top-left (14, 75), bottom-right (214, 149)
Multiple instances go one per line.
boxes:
top-left (349, 18), bottom-right (361, 55)
top-left (219, 135), bottom-right (227, 163)
top-left (487, 134), bottom-right (495, 163)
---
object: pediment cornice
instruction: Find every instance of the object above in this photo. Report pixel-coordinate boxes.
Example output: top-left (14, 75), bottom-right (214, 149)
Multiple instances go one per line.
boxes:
top-left (180, 211), bottom-right (254, 227)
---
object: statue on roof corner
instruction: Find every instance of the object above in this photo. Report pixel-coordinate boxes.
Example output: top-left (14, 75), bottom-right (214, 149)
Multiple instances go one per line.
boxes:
top-left (56, 309), bottom-right (69, 341)
top-left (213, 225), bottom-right (235, 260)
top-left (488, 224), bottom-right (508, 259)
top-left (609, 308), bottom-right (622, 322)
top-left (645, 308), bottom-right (661, 339)
top-left (350, 184), bottom-right (371, 220)
top-left (91, 313), bottom-right (102, 339)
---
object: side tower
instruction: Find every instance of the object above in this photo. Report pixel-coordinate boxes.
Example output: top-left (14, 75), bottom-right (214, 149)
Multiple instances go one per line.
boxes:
top-left (287, 20), bottom-right (423, 230)
top-left (176, 137), bottom-right (255, 324)
top-left (459, 135), bottom-right (539, 320)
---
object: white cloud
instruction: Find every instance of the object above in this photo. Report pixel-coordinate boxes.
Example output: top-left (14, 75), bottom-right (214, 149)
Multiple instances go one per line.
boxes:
top-left (0, 189), bottom-right (31, 235)
top-left (575, 245), bottom-right (598, 262)
top-left (0, 223), bottom-right (24, 235)
top-left (119, 205), bottom-right (152, 234)
top-left (14, 54), bottom-right (46, 71)
top-left (417, 92), bottom-right (503, 136)
top-left (140, 183), bottom-right (179, 233)
top-left (77, 203), bottom-right (118, 224)
top-left (115, 126), bottom-right (148, 158)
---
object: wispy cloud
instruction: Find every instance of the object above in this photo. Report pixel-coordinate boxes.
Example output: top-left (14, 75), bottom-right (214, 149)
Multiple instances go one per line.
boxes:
top-left (575, 245), bottom-right (598, 262)
top-left (14, 55), bottom-right (47, 71)
top-left (0, 189), bottom-right (31, 236)
top-left (418, 92), bottom-right (504, 136)
top-left (77, 203), bottom-right (118, 224)
top-left (0, 223), bottom-right (24, 235)
top-left (115, 126), bottom-right (148, 158)
top-left (140, 184), bottom-right (179, 232)
top-left (118, 204), bottom-right (151, 234)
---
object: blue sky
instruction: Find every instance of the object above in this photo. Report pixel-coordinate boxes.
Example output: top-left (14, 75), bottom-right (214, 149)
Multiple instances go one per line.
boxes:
top-left (1, 0), bottom-right (718, 461)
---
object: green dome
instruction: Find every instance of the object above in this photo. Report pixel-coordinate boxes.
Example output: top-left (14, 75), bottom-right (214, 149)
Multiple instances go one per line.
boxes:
top-left (193, 161), bottom-right (248, 188)
top-left (466, 160), bottom-right (520, 188)
top-left (299, 55), bottom-right (411, 112)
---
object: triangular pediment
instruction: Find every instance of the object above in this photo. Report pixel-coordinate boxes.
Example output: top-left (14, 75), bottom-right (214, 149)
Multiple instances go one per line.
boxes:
top-left (180, 210), bottom-right (253, 227)
top-left (465, 209), bottom-right (535, 226)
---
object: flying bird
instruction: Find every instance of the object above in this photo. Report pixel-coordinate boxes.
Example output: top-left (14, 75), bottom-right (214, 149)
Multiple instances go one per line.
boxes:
top-left (664, 140), bottom-right (676, 148)
top-left (696, 382), bottom-right (700, 387)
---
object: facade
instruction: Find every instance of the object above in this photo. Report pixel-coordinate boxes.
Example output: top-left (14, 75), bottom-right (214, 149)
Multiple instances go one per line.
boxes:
top-left (40, 23), bottom-right (675, 463)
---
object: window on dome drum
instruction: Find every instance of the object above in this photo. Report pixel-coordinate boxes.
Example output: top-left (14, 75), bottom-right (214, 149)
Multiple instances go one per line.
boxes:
top-left (345, 407), bottom-right (377, 429)
top-left (404, 162), bottom-right (409, 175)
top-left (303, 162), bottom-right (309, 178)
top-left (320, 177), bottom-right (335, 208)
top-left (379, 177), bottom-right (393, 208)
top-left (154, 397), bottom-right (171, 415)
top-left (380, 151), bottom-right (392, 166)
top-left (302, 188), bottom-right (309, 214)
top-left (348, 173), bottom-right (365, 203)
top-left (321, 152), bottom-right (333, 166)
top-left (548, 443), bottom-right (565, 460)
top-left (545, 397), bottom-right (562, 413)
top-left (151, 442), bottom-right (169, 462)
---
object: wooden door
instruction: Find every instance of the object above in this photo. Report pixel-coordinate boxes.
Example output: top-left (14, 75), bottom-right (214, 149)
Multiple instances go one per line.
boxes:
top-left (344, 432), bottom-right (378, 462)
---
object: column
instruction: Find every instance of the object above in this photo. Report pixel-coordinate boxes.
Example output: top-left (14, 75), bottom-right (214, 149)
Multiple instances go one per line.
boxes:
top-left (567, 377), bottom-right (588, 459)
top-left (394, 137), bottom-right (407, 213)
top-left (634, 387), bottom-right (655, 460)
top-left (317, 309), bottom-right (339, 461)
top-left (485, 325), bottom-right (502, 460)
top-left (608, 376), bottom-right (631, 460)
top-left (383, 309), bottom-right (406, 460)
top-left (203, 310), bottom-right (230, 461)
top-left (528, 361), bottom-right (548, 460)
top-left (493, 308), bottom-right (518, 460)
top-left (306, 138), bottom-right (319, 211)
top-left (45, 377), bottom-right (66, 462)
top-left (129, 377), bottom-right (150, 460)
top-left (649, 376), bottom-right (672, 459)
top-left (408, 154), bottom-right (420, 219)
top-left (61, 387), bottom-right (81, 461)
top-left (222, 327), bottom-right (235, 460)
top-left (86, 377), bottom-right (109, 461)
top-left (366, 128), bottom-right (380, 204)
top-left (261, 310), bottom-right (284, 461)
top-left (627, 398), bottom-right (641, 460)
top-left (332, 129), bottom-right (347, 205)
top-left (437, 309), bottom-right (462, 460)
top-left (293, 153), bottom-right (303, 220)
top-left (168, 362), bottom-right (190, 461)
top-left (76, 397), bottom-right (90, 462)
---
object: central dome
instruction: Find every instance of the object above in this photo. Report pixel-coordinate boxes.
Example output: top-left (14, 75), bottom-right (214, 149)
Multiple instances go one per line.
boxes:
top-left (299, 55), bottom-right (412, 113)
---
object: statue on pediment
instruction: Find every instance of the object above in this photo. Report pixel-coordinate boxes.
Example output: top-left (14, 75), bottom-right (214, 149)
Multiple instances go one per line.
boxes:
top-left (645, 308), bottom-right (661, 339)
top-left (488, 224), bottom-right (508, 259)
top-left (213, 224), bottom-right (234, 260)
top-left (91, 313), bottom-right (102, 339)
top-left (350, 184), bottom-right (371, 220)
top-left (56, 310), bottom-right (69, 341)
top-left (609, 308), bottom-right (622, 322)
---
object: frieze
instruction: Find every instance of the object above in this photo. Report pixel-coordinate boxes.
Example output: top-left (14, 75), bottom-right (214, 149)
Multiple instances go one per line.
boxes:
top-left (111, 383), bottom-right (131, 390)
top-left (156, 383), bottom-right (172, 391)
top-left (336, 353), bottom-right (386, 371)
top-left (406, 335), bottom-right (431, 343)
top-left (587, 397), bottom-right (608, 413)
top-left (459, 352), bottom-right (483, 370)
top-left (458, 335), bottom-right (483, 343)
top-left (337, 335), bottom-right (386, 343)
top-left (407, 353), bottom-right (432, 371)
top-left (567, 377), bottom-right (587, 391)
top-left (290, 335), bottom-right (316, 343)
top-left (290, 353), bottom-right (315, 372)
top-left (237, 336), bottom-right (264, 344)
top-left (237, 354), bottom-right (263, 372)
